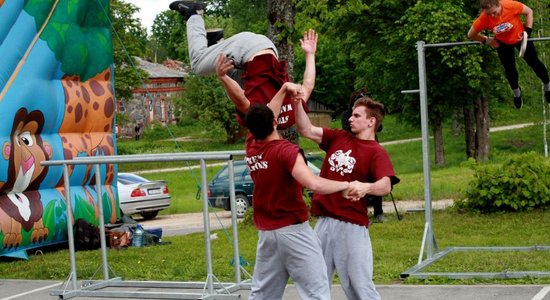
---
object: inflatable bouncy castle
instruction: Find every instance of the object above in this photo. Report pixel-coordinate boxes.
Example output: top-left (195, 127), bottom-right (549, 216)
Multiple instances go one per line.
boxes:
top-left (0, 0), bottom-right (118, 259)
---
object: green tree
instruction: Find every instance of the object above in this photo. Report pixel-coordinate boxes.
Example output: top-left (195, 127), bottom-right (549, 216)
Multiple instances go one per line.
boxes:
top-left (297, 0), bottom-right (509, 164)
top-left (294, 0), bottom-right (374, 112)
top-left (110, 0), bottom-right (149, 101)
top-left (150, 10), bottom-right (179, 63)
top-left (176, 75), bottom-right (243, 143)
top-left (226, 0), bottom-right (267, 34)
top-left (394, 0), bottom-right (494, 164)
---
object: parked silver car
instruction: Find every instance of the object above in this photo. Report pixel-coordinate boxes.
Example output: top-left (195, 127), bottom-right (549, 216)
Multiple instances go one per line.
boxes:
top-left (117, 172), bottom-right (171, 220)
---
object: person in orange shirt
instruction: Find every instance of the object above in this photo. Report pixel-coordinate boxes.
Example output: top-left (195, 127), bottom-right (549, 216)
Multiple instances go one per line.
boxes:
top-left (468, 0), bottom-right (550, 109)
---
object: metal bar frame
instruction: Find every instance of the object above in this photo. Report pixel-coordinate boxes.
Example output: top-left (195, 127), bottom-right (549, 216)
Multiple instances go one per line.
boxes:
top-left (43, 151), bottom-right (249, 299)
top-left (401, 38), bottom-right (550, 279)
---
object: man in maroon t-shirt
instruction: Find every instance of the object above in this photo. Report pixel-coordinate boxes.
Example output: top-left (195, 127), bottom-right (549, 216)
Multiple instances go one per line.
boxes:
top-left (243, 82), bottom-right (354, 300)
top-left (296, 95), bottom-right (399, 300)
top-left (170, 1), bottom-right (317, 144)
top-left (214, 28), bottom-right (317, 144)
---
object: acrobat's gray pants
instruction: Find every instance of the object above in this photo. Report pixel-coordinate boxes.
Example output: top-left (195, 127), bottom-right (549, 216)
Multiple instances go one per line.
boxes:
top-left (186, 15), bottom-right (277, 75)
top-left (249, 222), bottom-right (330, 300)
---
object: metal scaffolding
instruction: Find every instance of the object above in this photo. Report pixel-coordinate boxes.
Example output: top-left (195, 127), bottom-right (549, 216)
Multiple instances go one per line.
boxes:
top-left (43, 151), bottom-right (251, 299)
top-left (401, 38), bottom-right (550, 280)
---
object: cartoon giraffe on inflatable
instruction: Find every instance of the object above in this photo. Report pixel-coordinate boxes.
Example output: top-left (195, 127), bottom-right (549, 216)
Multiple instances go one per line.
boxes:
top-left (56, 69), bottom-right (117, 223)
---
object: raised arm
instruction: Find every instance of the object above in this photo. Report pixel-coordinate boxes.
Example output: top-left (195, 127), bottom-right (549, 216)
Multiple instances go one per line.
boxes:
top-left (295, 98), bottom-right (323, 144)
top-left (215, 53), bottom-right (250, 114)
top-left (299, 29), bottom-right (318, 103)
top-left (291, 154), bottom-right (349, 195)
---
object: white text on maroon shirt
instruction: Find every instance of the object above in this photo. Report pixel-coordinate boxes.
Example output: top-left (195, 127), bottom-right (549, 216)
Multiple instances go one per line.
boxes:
top-left (277, 104), bottom-right (292, 125)
top-left (246, 154), bottom-right (268, 172)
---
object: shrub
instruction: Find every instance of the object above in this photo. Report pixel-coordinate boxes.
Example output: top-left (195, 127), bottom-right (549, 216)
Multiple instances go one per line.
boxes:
top-left (457, 152), bottom-right (550, 213)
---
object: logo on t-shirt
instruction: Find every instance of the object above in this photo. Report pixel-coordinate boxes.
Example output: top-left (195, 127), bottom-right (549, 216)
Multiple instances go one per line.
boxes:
top-left (277, 104), bottom-right (293, 125)
top-left (246, 154), bottom-right (268, 172)
top-left (493, 22), bottom-right (513, 34)
top-left (328, 149), bottom-right (356, 176)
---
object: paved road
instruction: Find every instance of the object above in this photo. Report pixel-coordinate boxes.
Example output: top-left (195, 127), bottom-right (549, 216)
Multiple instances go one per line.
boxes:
top-left (1, 279), bottom-right (549, 300)
top-left (135, 199), bottom-right (455, 237)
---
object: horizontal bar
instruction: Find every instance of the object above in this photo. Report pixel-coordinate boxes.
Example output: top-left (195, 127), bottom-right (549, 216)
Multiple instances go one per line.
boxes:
top-left (401, 245), bottom-right (550, 279)
top-left (74, 150), bottom-right (245, 160)
top-left (401, 89), bottom-right (420, 94)
top-left (424, 41), bottom-right (479, 48)
top-left (423, 36), bottom-right (550, 48)
top-left (409, 271), bottom-right (550, 280)
top-left (75, 150), bottom-right (246, 159)
top-left (42, 151), bottom-right (246, 166)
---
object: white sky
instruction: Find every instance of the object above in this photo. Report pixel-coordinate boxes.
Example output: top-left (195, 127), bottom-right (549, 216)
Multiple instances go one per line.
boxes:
top-left (126, 0), bottom-right (174, 33)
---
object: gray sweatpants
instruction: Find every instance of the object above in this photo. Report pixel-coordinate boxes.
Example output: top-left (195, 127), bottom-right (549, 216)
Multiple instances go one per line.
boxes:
top-left (315, 217), bottom-right (381, 300)
top-left (249, 222), bottom-right (330, 300)
top-left (186, 15), bottom-right (277, 76)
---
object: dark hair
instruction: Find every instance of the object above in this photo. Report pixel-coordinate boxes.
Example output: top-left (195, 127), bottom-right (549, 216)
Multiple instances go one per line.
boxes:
top-left (244, 104), bottom-right (274, 140)
top-left (349, 87), bottom-right (371, 108)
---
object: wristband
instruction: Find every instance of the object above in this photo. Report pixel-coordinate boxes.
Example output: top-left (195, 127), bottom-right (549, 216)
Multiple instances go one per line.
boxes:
top-left (525, 27), bottom-right (532, 37)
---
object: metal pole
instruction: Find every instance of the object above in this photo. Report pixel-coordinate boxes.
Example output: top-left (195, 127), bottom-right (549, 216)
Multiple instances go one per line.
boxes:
top-left (227, 160), bottom-right (242, 283)
top-left (63, 164), bottom-right (78, 290)
top-left (538, 28), bottom-right (549, 157)
top-left (416, 40), bottom-right (435, 260)
top-left (543, 84), bottom-right (548, 157)
top-left (200, 159), bottom-right (214, 294)
top-left (94, 164), bottom-right (109, 280)
top-left (424, 40), bottom-right (480, 48)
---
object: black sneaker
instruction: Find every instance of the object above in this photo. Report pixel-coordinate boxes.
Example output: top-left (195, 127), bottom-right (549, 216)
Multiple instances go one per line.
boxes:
top-left (513, 87), bottom-right (522, 109)
top-left (514, 95), bottom-right (523, 109)
top-left (169, 1), bottom-right (205, 21)
top-left (374, 214), bottom-right (385, 223)
top-left (545, 90), bottom-right (550, 104)
top-left (206, 29), bottom-right (224, 47)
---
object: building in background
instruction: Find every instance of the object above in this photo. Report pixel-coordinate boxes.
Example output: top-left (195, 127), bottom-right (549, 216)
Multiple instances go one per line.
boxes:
top-left (307, 100), bottom-right (333, 128)
top-left (116, 57), bottom-right (187, 138)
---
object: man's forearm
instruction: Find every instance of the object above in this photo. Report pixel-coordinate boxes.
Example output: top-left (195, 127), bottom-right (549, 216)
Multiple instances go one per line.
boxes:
top-left (268, 82), bottom-right (294, 118)
top-left (218, 75), bottom-right (249, 113)
top-left (295, 99), bottom-right (312, 132)
top-left (356, 177), bottom-right (392, 197)
top-left (295, 99), bottom-right (323, 143)
top-left (302, 53), bottom-right (316, 101)
top-left (522, 5), bottom-right (534, 28)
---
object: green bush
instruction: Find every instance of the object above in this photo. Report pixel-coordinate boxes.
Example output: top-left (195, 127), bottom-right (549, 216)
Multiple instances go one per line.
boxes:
top-left (457, 152), bottom-right (550, 212)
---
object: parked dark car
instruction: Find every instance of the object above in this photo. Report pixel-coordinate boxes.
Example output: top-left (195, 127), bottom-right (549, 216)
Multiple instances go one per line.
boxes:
top-left (117, 172), bottom-right (171, 220)
top-left (207, 155), bottom-right (321, 218)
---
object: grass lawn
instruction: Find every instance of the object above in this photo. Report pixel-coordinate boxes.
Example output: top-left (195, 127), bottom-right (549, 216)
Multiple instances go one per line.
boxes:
top-left (2, 209), bottom-right (549, 284)
top-left (3, 100), bottom-right (550, 284)
top-left (116, 123), bottom-right (548, 216)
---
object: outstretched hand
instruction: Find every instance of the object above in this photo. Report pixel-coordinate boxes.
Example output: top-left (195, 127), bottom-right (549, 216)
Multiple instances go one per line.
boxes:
top-left (300, 29), bottom-right (318, 55)
top-left (215, 52), bottom-right (235, 78)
